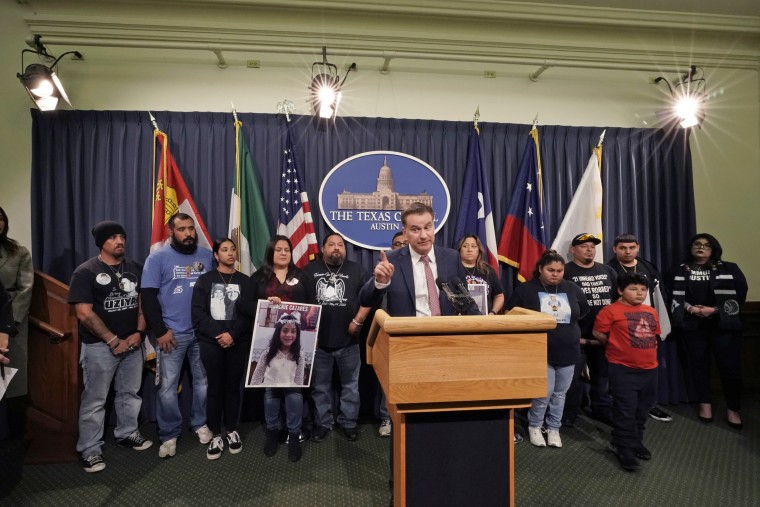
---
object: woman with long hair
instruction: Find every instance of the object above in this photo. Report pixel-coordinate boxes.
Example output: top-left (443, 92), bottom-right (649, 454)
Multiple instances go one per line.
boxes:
top-left (241, 235), bottom-right (315, 462)
top-left (191, 238), bottom-right (250, 460)
top-left (0, 206), bottom-right (33, 440)
top-left (249, 315), bottom-right (305, 386)
top-left (457, 234), bottom-right (505, 314)
top-left (506, 250), bottom-right (589, 448)
top-left (667, 233), bottom-right (747, 429)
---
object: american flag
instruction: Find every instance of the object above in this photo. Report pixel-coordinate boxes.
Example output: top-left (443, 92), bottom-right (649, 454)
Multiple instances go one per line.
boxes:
top-left (276, 125), bottom-right (318, 268)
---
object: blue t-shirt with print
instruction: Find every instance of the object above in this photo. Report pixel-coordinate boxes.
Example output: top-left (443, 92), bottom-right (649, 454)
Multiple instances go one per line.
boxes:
top-left (142, 245), bottom-right (214, 334)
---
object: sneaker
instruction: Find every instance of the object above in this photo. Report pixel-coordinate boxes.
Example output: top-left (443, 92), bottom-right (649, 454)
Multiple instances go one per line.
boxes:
top-left (117, 430), bottom-right (153, 451)
top-left (343, 426), bottom-right (359, 441)
top-left (226, 430), bottom-right (243, 454)
top-left (615, 446), bottom-right (640, 471)
top-left (158, 438), bottom-right (177, 458)
top-left (288, 433), bottom-right (302, 462)
top-left (195, 425), bottom-right (213, 444)
top-left (648, 407), bottom-right (673, 422)
top-left (81, 454), bottom-right (106, 473)
top-left (207, 435), bottom-right (224, 460)
top-left (528, 426), bottom-right (546, 447)
top-left (514, 431), bottom-right (524, 445)
top-left (634, 445), bottom-right (652, 460)
top-left (312, 426), bottom-right (330, 442)
top-left (546, 429), bottom-right (562, 448)
top-left (378, 419), bottom-right (392, 437)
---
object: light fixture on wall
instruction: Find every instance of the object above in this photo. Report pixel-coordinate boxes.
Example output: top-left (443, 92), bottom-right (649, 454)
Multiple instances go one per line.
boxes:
top-left (310, 46), bottom-right (355, 120)
top-left (654, 65), bottom-right (706, 129)
top-left (17, 36), bottom-right (82, 111)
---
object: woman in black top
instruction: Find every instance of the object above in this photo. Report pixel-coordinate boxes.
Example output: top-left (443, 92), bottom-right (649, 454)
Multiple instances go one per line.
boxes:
top-left (457, 234), bottom-right (505, 314)
top-left (667, 233), bottom-right (748, 429)
top-left (241, 235), bottom-right (315, 462)
top-left (192, 238), bottom-right (250, 460)
top-left (506, 250), bottom-right (589, 449)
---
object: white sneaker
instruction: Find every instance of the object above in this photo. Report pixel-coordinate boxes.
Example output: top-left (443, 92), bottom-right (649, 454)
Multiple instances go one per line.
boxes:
top-left (378, 419), bottom-right (391, 437)
top-left (158, 438), bottom-right (177, 458)
top-left (528, 427), bottom-right (546, 447)
top-left (195, 425), bottom-right (213, 444)
top-left (547, 429), bottom-right (562, 448)
top-left (206, 436), bottom-right (224, 460)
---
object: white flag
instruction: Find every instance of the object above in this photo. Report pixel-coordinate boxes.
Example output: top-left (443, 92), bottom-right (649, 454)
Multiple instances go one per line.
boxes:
top-left (551, 146), bottom-right (604, 262)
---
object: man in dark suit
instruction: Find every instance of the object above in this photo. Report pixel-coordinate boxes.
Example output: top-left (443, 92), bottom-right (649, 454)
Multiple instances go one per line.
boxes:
top-left (360, 202), bottom-right (477, 317)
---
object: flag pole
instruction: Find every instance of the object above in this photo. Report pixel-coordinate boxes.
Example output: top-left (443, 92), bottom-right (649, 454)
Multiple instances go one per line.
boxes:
top-left (148, 112), bottom-right (160, 225)
top-left (473, 106), bottom-right (480, 134)
top-left (231, 102), bottom-right (243, 258)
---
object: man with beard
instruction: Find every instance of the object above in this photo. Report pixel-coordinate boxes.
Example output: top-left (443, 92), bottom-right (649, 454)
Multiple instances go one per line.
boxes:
top-left (142, 213), bottom-right (214, 458)
top-left (608, 233), bottom-right (673, 423)
top-left (562, 233), bottom-right (618, 427)
top-left (303, 233), bottom-right (371, 442)
top-left (68, 221), bottom-right (152, 473)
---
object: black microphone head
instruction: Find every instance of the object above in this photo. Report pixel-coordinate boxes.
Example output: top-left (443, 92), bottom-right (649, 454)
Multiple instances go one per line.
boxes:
top-left (435, 277), bottom-right (446, 289)
top-left (451, 276), bottom-right (465, 287)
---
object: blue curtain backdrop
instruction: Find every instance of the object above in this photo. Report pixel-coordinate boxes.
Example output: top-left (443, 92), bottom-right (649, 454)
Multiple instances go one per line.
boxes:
top-left (31, 109), bottom-right (695, 404)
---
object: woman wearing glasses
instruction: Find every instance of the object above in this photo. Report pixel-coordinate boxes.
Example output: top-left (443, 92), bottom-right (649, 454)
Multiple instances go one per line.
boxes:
top-left (668, 234), bottom-right (747, 429)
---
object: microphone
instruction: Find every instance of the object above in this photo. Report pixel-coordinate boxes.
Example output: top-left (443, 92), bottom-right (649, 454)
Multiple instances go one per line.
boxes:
top-left (451, 277), bottom-right (476, 306)
top-left (436, 277), bottom-right (460, 308)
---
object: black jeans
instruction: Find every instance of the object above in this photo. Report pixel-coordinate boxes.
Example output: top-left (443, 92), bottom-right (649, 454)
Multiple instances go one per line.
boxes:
top-left (608, 363), bottom-right (657, 450)
top-left (198, 339), bottom-right (248, 435)
top-left (564, 344), bottom-right (612, 422)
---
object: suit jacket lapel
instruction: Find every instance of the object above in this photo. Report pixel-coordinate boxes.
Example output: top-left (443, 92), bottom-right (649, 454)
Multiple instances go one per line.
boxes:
top-left (398, 247), bottom-right (416, 306)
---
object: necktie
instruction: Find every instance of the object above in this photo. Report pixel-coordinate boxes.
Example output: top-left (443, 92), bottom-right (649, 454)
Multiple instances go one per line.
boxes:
top-left (420, 254), bottom-right (441, 316)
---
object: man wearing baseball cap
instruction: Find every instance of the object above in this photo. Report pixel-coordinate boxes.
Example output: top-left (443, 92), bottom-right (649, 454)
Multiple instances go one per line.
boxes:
top-left (69, 221), bottom-right (152, 473)
top-left (563, 233), bottom-right (618, 427)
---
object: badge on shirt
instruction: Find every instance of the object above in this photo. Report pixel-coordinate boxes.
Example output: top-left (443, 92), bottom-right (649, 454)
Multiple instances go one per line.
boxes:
top-left (96, 273), bottom-right (111, 285)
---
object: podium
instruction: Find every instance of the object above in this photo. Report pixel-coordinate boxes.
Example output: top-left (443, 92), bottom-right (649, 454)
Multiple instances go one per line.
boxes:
top-left (367, 308), bottom-right (555, 507)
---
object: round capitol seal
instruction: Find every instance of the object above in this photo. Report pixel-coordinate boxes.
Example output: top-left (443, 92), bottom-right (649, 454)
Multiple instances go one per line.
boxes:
top-left (723, 299), bottom-right (740, 316)
top-left (96, 273), bottom-right (111, 285)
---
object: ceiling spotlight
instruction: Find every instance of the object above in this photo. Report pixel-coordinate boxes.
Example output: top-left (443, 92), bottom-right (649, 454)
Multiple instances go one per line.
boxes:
top-left (310, 47), bottom-right (354, 120)
top-left (654, 65), bottom-right (706, 129)
top-left (17, 36), bottom-right (82, 111)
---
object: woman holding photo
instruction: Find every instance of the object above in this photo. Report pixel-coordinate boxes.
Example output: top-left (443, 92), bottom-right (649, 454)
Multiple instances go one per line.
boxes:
top-left (241, 235), bottom-right (315, 462)
top-left (191, 238), bottom-right (250, 460)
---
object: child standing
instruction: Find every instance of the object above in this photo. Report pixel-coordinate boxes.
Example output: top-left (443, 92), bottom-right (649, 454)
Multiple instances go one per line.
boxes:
top-left (593, 272), bottom-right (660, 471)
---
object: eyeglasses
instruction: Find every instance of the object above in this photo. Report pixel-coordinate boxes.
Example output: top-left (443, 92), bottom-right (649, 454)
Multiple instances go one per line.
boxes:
top-left (392, 241), bottom-right (408, 248)
top-left (692, 242), bottom-right (712, 250)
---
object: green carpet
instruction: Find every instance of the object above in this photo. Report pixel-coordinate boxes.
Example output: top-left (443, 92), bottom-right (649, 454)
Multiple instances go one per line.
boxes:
top-left (1, 399), bottom-right (758, 506)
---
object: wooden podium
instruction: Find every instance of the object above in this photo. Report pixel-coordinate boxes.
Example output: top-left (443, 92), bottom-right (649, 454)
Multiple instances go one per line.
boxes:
top-left (367, 308), bottom-right (555, 507)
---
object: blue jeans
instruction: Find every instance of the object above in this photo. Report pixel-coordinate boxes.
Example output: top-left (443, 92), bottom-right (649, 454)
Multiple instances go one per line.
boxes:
top-left (264, 388), bottom-right (302, 433)
top-left (156, 331), bottom-right (208, 442)
top-left (312, 345), bottom-right (361, 429)
top-left (528, 363), bottom-right (575, 431)
top-left (77, 342), bottom-right (144, 457)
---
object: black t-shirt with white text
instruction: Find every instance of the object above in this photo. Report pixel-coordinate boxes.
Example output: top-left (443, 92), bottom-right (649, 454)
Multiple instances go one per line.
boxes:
top-left (564, 262), bottom-right (618, 338)
top-left (68, 256), bottom-right (142, 344)
top-left (303, 259), bottom-right (369, 349)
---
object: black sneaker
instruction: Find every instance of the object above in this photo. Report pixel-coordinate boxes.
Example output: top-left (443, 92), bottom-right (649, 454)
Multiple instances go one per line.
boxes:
top-left (343, 426), bottom-right (359, 441)
top-left (207, 435), bottom-right (224, 460)
top-left (312, 426), bottom-right (330, 442)
top-left (648, 407), bottom-right (673, 422)
top-left (615, 446), bottom-right (640, 472)
top-left (226, 430), bottom-right (243, 454)
top-left (81, 454), bottom-right (106, 473)
top-left (634, 445), bottom-right (652, 460)
top-left (513, 431), bottom-right (524, 445)
top-left (116, 431), bottom-right (153, 451)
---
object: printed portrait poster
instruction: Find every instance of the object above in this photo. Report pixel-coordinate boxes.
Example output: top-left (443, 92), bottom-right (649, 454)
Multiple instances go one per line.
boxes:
top-left (245, 301), bottom-right (321, 388)
top-left (466, 283), bottom-right (489, 315)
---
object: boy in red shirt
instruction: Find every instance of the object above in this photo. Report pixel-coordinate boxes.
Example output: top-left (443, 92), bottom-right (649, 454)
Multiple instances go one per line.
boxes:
top-left (593, 272), bottom-right (660, 472)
